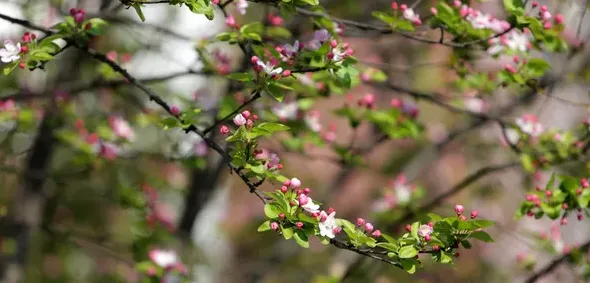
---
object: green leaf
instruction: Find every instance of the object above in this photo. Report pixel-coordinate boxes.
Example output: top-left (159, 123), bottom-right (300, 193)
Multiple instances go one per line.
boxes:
top-left (520, 154), bottom-right (534, 173)
top-left (266, 83), bottom-right (285, 102)
top-left (398, 245), bottom-right (418, 258)
top-left (376, 242), bottom-right (398, 251)
top-left (257, 122), bottom-right (290, 133)
top-left (526, 58), bottom-right (551, 77)
top-left (227, 72), bottom-right (253, 82)
top-left (257, 220), bottom-right (272, 232)
top-left (240, 22), bottom-right (263, 35)
top-left (282, 227), bottom-right (294, 239)
top-left (85, 18), bottom-right (108, 36)
top-left (264, 203), bottom-right (281, 218)
top-left (185, 0), bottom-right (215, 20)
top-left (410, 222), bottom-right (419, 239)
top-left (470, 231), bottom-right (494, 243)
top-left (29, 51), bottom-right (53, 61)
top-left (293, 230), bottom-right (309, 248)
top-left (503, 0), bottom-right (525, 15)
top-left (427, 213), bottom-right (443, 222)
top-left (399, 258), bottom-right (418, 274)
top-left (460, 240), bottom-right (472, 249)
top-left (132, 3), bottom-right (146, 22)
top-left (298, 0), bottom-right (319, 5)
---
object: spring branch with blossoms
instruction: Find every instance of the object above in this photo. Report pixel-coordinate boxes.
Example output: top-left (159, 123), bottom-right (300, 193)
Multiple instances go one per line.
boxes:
top-left (1, 0), bottom-right (590, 282)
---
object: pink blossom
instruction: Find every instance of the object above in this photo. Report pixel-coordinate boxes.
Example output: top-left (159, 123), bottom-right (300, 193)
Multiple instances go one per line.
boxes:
top-left (233, 113), bottom-right (247, 126)
top-left (418, 224), bottom-right (433, 237)
top-left (515, 114), bottom-right (543, 137)
top-left (109, 116), bottom-right (135, 141)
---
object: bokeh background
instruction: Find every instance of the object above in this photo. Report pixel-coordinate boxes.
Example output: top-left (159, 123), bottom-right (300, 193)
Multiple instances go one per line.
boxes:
top-left (1, 0), bottom-right (590, 282)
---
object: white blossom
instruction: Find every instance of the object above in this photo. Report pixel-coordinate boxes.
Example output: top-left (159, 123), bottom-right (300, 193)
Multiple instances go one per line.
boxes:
top-left (149, 249), bottom-right (178, 268)
top-left (0, 40), bottom-right (21, 63)
top-left (300, 197), bottom-right (320, 214)
top-left (318, 211), bottom-right (340, 239)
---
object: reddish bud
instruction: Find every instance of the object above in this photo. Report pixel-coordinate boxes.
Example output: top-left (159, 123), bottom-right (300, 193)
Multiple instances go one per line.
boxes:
top-left (283, 179), bottom-right (291, 187)
top-left (18, 62), bottom-right (26, 69)
top-left (562, 203), bottom-right (569, 210)
top-left (327, 207), bottom-right (335, 214)
top-left (296, 222), bottom-right (304, 229)
top-left (280, 186), bottom-right (288, 193)
top-left (357, 218), bottom-right (366, 226)
top-left (405, 224), bottom-right (412, 232)
top-left (532, 1), bottom-right (538, 8)
top-left (303, 188), bottom-right (311, 194)
top-left (69, 8), bottom-right (77, 16)
top-left (470, 210), bottom-right (479, 219)
top-left (577, 188), bottom-right (583, 195)
top-left (220, 125), bottom-right (229, 135)
top-left (251, 56), bottom-right (259, 65)
top-left (424, 235), bottom-right (432, 242)
top-left (282, 69), bottom-right (291, 77)
top-left (546, 190), bottom-right (553, 197)
top-left (251, 114), bottom-right (258, 121)
top-left (561, 218), bottom-right (568, 226)
top-left (391, 2), bottom-right (398, 10)
top-left (543, 21), bottom-right (552, 30)
top-left (454, 252), bottom-right (460, 257)
top-left (279, 213), bottom-right (285, 219)
top-left (430, 7), bottom-right (438, 15)
top-left (555, 14), bottom-right (564, 24)
top-left (428, 222), bottom-right (433, 227)
top-left (459, 215), bottom-right (467, 221)
top-left (433, 245), bottom-right (440, 251)
top-left (170, 106), bottom-right (180, 116)
top-left (270, 222), bottom-right (279, 231)
top-left (371, 230), bottom-right (381, 237)
top-left (20, 46), bottom-right (28, 54)
top-left (578, 214), bottom-right (584, 221)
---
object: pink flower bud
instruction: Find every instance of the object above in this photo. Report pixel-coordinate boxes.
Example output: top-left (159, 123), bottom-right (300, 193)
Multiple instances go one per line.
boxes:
top-left (242, 110), bottom-right (251, 119)
top-left (171, 106), bottom-right (180, 116)
top-left (540, 5), bottom-right (548, 12)
top-left (279, 213), bottom-right (285, 219)
top-left (371, 230), bottom-right (381, 237)
top-left (270, 222), bottom-right (279, 230)
top-left (470, 210), bottom-right (479, 219)
top-left (280, 186), bottom-right (288, 193)
top-left (327, 207), bottom-right (335, 214)
top-left (578, 214), bottom-right (584, 221)
top-left (283, 179), bottom-right (291, 186)
top-left (430, 7), bottom-right (438, 15)
top-left (433, 245), bottom-right (440, 251)
top-left (532, 1), bottom-right (538, 8)
top-left (225, 15), bottom-right (236, 28)
top-left (357, 218), bottom-right (365, 226)
top-left (333, 227), bottom-right (342, 235)
top-left (251, 56), bottom-right (259, 64)
top-left (405, 224), bottom-right (412, 232)
top-left (562, 203), bottom-right (568, 210)
top-left (561, 218), bottom-right (568, 225)
top-left (400, 4), bottom-right (407, 11)
top-left (296, 189), bottom-right (303, 195)
top-left (555, 14), bottom-right (564, 24)
top-left (391, 2), bottom-right (398, 10)
top-left (298, 194), bottom-right (309, 206)
top-left (364, 223), bottom-right (374, 233)
top-left (453, 0), bottom-right (461, 7)
top-left (424, 235), bottom-right (432, 241)
top-left (459, 215), bottom-right (467, 221)
top-left (220, 125), bottom-right (229, 135)
top-left (546, 190), bottom-right (552, 197)
top-left (577, 188), bottom-right (583, 195)
top-left (543, 21), bottom-right (552, 30)
top-left (581, 178), bottom-right (589, 188)
top-left (454, 204), bottom-right (465, 215)
top-left (282, 70), bottom-right (291, 77)
top-left (330, 40), bottom-right (338, 48)
top-left (290, 178), bottom-right (301, 188)
top-left (505, 64), bottom-right (517, 74)
top-left (296, 222), bottom-right (304, 229)
top-left (303, 188), bottom-right (311, 194)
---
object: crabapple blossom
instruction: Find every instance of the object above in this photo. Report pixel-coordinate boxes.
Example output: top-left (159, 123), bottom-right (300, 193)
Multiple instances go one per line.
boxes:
top-left (273, 101), bottom-right (298, 120)
top-left (255, 60), bottom-right (283, 77)
top-left (236, 0), bottom-right (248, 15)
top-left (290, 178), bottom-right (302, 188)
top-left (300, 197), bottom-right (320, 214)
top-left (402, 8), bottom-right (421, 25)
top-left (225, 15), bottom-right (237, 28)
top-left (149, 249), bottom-right (178, 269)
top-left (270, 222), bottom-right (279, 231)
top-left (233, 113), bottom-right (247, 126)
top-left (515, 114), bottom-right (543, 137)
top-left (418, 224), bottom-right (433, 237)
top-left (308, 29), bottom-right (330, 50)
top-left (0, 40), bottom-right (21, 63)
top-left (318, 211), bottom-right (340, 239)
top-left (109, 116), bottom-right (135, 141)
top-left (371, 230), bottom-right (381, 237)
top-left (305, 111), bottom-right (322, 132)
